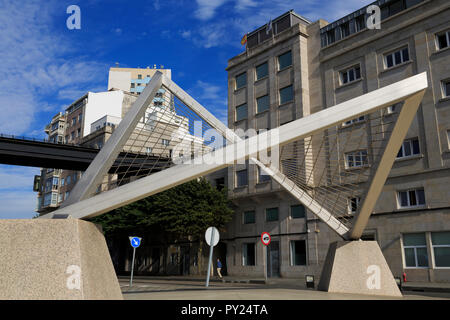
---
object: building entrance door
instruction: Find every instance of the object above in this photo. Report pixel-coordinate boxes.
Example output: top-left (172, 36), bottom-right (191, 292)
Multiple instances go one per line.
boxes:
top-left (266, 241), bottom-right (280, 277)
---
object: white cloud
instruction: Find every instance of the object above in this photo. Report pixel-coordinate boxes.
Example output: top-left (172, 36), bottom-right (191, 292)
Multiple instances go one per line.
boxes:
top-left (194, 0), bottom-right (229, 21)
top-left (0, 1), bottom-right (107, 219)
top-left (154, 0), bottom-right (161, 11)
top-left (0, 0), bottom-right (106, 135)
top-left (234, 0), bottom-right (258, 11)
top-left (191, 80), bottom-right (228, 124)
top-left (180, 30), bottom-right (192, 39)
top-left (187, 0), bottom-right (372, 48)
top-left (195, 80), bottom-right (225, 102)
top-left (57, 85), bottom-right (105, 101)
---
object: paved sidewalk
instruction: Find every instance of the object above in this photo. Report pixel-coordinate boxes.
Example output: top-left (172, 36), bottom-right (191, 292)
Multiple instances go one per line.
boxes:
top-left (401, 281), bottom-right (450, 292)
top-left (118, 278), bottom-right (450, 300)
top-left (118, 275), bottom-right (450, 292)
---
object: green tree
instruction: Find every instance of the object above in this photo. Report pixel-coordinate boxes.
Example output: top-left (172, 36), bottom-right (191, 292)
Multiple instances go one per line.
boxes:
top-left (91, 177), bottom-right (233, 241)
top-left (91, 177), bottom-right (234, 272)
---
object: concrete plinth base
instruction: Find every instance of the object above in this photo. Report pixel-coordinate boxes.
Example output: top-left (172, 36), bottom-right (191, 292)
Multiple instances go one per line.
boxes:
top-left (0, 219), bottom-right (123, 300)
top-left (318, 241), bottom-right (402, 297)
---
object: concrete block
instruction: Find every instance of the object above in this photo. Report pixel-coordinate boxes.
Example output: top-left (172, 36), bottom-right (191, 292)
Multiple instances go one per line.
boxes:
top-left (0, 219), bottom-right (122, 300)
top-left (318, 241), bottom-right (402, 297)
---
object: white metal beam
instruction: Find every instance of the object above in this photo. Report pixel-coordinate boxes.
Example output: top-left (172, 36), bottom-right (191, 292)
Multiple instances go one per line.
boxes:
top-left (40, 72), bottom-right (428, 222)
top-left (60, 72), bottom-right (163, 207)
top-left (163, 75), bottom-right (349, 236)
top-left (347, 89), bottom-right (426, 239)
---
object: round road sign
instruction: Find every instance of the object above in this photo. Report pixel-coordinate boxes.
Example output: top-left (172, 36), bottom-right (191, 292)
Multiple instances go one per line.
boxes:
top-left (129, 236), bottom-right (141, 248)
top-left (205, 227), bottom-right (220, 247)
top-left (261, 232), bottom-right (271, 246)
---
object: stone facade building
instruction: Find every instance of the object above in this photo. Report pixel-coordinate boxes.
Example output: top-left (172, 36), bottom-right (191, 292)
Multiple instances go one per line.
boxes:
top-left (223, 0), bottom-right (450, 283)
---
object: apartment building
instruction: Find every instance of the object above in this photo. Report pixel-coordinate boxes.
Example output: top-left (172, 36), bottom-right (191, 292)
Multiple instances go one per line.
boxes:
top-left (108, 66), bottom-right (172, 95)
top-left (36, 112), bottom-right (67, 211)
top-left (36, 67), bottom-right (210, 215)
top-left (223, 0), bottom-right (450, 283)
top-left (36, 90), bottom-right (139, 214)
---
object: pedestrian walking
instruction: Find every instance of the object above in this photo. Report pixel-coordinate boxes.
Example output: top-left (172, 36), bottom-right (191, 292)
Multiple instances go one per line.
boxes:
top-left (216, 258), bottom-right (223, 279)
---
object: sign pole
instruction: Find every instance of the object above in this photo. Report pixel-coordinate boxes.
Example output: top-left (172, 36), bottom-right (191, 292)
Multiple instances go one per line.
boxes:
top-left (260, 232), bottom-right (271, 283)
top-left (264, 244), bottom-right (267, 283)
top-left (130, 246), bottom-right (136, 287)
top-left (205, 228), bottom-right (215, 288)
top-left (128, 236), bottom-right (141, 288)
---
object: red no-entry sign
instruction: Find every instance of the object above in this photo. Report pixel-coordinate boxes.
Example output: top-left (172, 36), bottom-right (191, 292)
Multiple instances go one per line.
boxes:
top-left (261, 232), bottom-right (271, 246)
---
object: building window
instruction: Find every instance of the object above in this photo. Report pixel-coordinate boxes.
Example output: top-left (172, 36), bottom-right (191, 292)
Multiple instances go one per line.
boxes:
top-left (72, 118), bottom-right (76, 126)
top-left (138, 74), bottom-right (142, 79)
top-left (65, 191), bottom-right (70, 199)
top-left (77, 128), bottom-right (81, 137)
top-left (131, 83), bottom-right (135, 88)
top-left (279, 85), bottom-right (293, 105)
top-left (61, 178), bottom-right (65, 186)
top-left (397, 188), bottom-right (425, 208)
top-left (161, 139), bottom-right (170, 146)
top-left (436, 30), bottom-right (450, 50)
top-left (340, 22), bottom-right (350, 38)
top-left (71, 131), bottom-right (75, 140)
top-left (278, 51), bottom-right (292, 70)
top-left (243, 211), bottom-right (255, 224)
top-left (235, 103), bottom-right (247, 121)
top-left (51, 192), bottom-right (58, 205)
top-left (348, 197), bottom-right (361, 214)
top-left (235, 72), bottom-right (247, 90)
top-left (291, 204), bottom-right (305, 219)
top-left (266, 207), bottom-right (278, 222)
top-left (58, 193), bottom-right (63, 203)
top-left (78, 113), bottom-right (82, 122)
top-left (340, 65), bottom-right (361, 85)
top-left (43, 193), bottom-right (51, 206)
top-left (345, 150), bottom-right (368, 169)
top-left (51, 122), bottom-right (59, 131)
top-left (256, 95), bottom-right (270, 113)
top-left (256, 62), bottom-right (268, 80)
top-left (290, 240), bottom-right (307, 266)
top-left (67, 175), bottom-right (71, 185)
top-left (431, 232), bottom-right (450, 268)
top-left (236, 168), bottom-right (248, 187)
top-left (447, 130), bottom-right (450, 149)
top-left (242, 243), bottom-right (255, 266)
top-left (403, 233), bottom-right (428, 268)
top-left (397, 138), bottom-right (420, 158)
top-left (52, 177), bottom-right (59, 189)
top-left (386, 102), bottom-right (401, 114)
top-left (442, 80), bottom-right (450, 98)
top-left (215, 177), bottom-right (225, 190)
top-left (343, 116), bottom-right (365, 126)
top-left (385, 47), bottom-right (409, 69)
top-left (355, 15), bottom-right (365, 32)
top-left (326, 29), bottom-right (335, 46)
top-left (257, 166), bottom-right (271, 183)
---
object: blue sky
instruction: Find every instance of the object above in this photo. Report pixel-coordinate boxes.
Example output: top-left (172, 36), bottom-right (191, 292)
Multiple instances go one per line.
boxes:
top-left (0, 0), bottom-right (371, 218)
